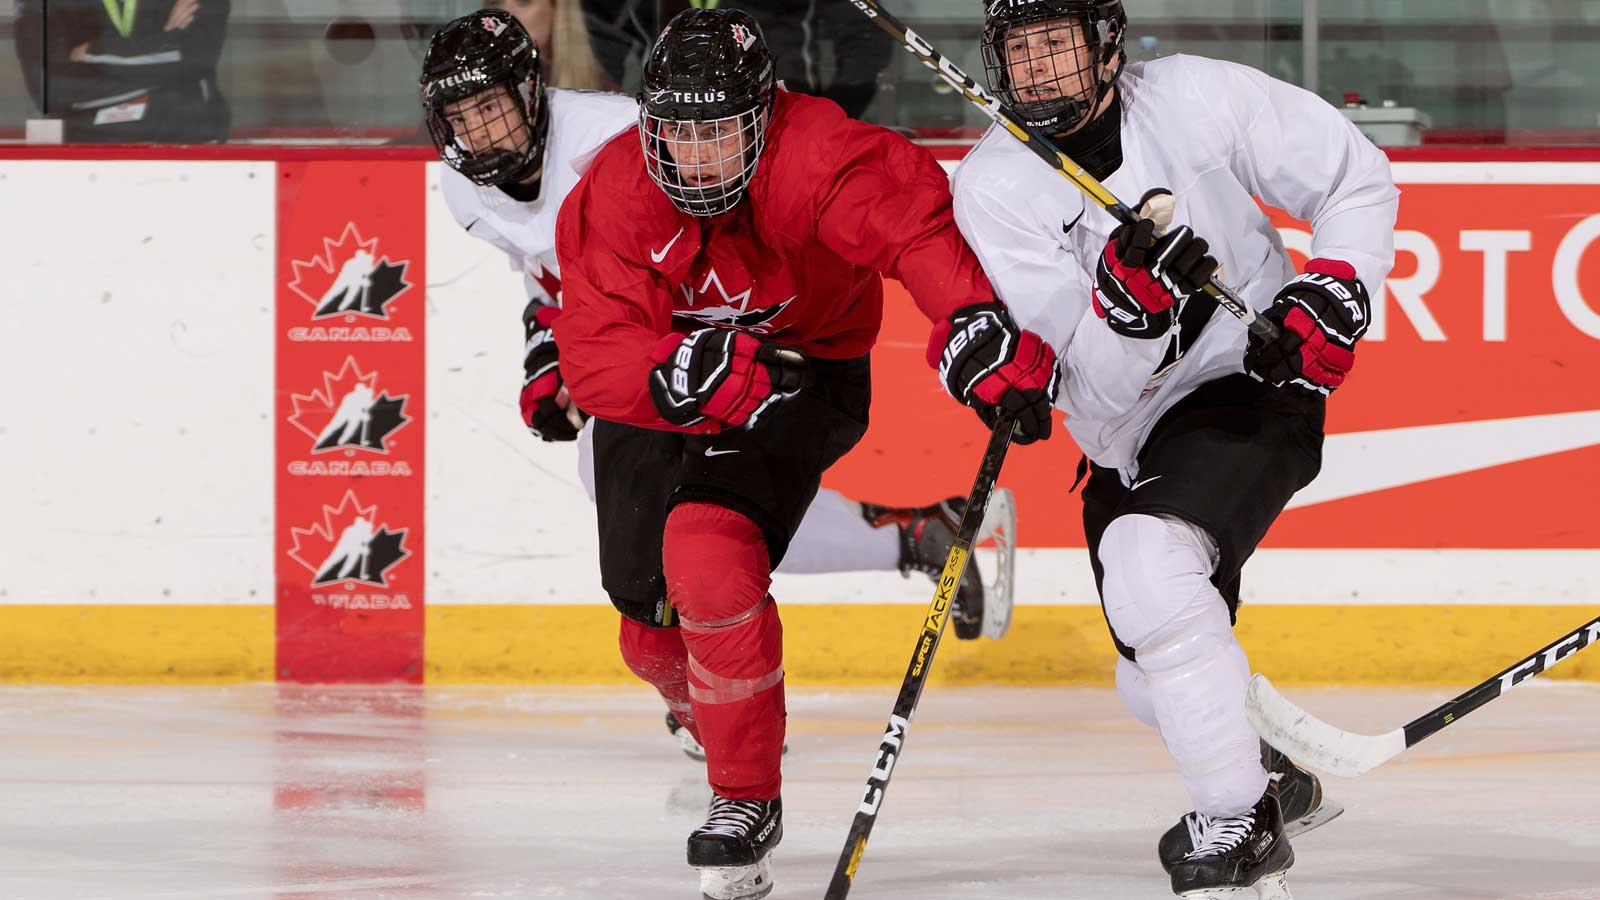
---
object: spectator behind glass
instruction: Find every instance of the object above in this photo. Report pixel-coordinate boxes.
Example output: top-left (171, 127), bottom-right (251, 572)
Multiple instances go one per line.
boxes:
top-left (579, 0), bottom-right (651, 91)
top-left (397, 1), bottom-right (615, 144)
top-left (720, 0), bottom-right (894, 120)
top-left (14, 0), bottom-right (230, 143)
top-left (403, 1), bottom-right (611, 90)
top-left (484, 0), bottom-right (612, 89)
top-left (578, 0), bottom-right (892, 119)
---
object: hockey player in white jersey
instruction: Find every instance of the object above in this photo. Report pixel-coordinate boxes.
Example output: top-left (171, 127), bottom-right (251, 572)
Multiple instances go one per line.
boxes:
top-left (420, 8), bottom-right (1015, 758)
top-left (953, 1), bottom-right (1399, 897)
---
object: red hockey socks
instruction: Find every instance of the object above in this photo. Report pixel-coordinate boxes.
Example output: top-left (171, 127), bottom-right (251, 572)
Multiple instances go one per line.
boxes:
top-left (617, 616), bottom-right (699, 741)
top-left (663, 501), bottom-right (785, 800)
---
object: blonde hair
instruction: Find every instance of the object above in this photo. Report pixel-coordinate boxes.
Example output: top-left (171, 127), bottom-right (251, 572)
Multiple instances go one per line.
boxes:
top-left (548, 0), bottom-right (608, 90)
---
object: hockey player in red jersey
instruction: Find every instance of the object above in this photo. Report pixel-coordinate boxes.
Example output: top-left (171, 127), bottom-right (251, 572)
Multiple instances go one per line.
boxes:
top-left (420, 9), bottom-right (1025, 774)
top-left (554, 9), bottom-right (1058, 897)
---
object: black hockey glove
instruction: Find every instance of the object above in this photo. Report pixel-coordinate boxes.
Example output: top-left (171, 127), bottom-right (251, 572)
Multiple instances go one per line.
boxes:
top-left (520, 301), bottom-right (587, 441)
top-left (927, 302), bottom-right (1059, 444)
top-left (1094, 190), bottom-right (1218, 340)
top-left (1245, 259), bottom-right (1372, 395)
top-left (648, 328), bottom-right (810, 430)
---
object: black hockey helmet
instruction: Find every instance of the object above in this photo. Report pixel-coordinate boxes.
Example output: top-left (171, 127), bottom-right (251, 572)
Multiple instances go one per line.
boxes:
top-left (981, 0), bottom-right (1126, 134)
top-left (420, 9), bottom-right (550, 187)
top-left (639, 8), bottom-right (776, 217)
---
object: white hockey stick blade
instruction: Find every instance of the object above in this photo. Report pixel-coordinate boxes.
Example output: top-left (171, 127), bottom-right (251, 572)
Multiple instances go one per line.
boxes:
top-left (1246, 674), bottom-right (1407, 778)
top-left (977, 487), bottom-right (1016, 640)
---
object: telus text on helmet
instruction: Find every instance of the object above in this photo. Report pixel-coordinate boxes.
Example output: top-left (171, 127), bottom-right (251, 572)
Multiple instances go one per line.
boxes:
top-left (653, 90), bottom-right (728, 105)
top-left (430, 69), bottom-right (489, 95)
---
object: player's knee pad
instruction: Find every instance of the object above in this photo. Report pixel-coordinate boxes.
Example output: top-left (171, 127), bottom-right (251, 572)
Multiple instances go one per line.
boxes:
top-left (664, 502), bottom-right (782, 705)
top-left (664, 502), bottom-right (773, 625)
top-left (1134, 594), bottom-right (1239, 679)
top-left (1099, 513), bottom-right (1220, 650)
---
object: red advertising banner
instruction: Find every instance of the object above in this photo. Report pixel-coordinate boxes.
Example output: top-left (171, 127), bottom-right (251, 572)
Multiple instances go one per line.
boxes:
top-left (275, 162), bottom-right (425, 682)
top-left (827, 174), bottom-right (1600, 551)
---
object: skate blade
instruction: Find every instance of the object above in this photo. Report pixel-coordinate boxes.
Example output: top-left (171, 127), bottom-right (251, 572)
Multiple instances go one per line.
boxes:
top-left (1285, 798), bottom-right (1344, 838)
top-left (977, 487), bottom-right (1016, 641)
top-left (698, 857), bottom-right (774, 900)
top-left (1181, 871), bottom-right (1292, 900)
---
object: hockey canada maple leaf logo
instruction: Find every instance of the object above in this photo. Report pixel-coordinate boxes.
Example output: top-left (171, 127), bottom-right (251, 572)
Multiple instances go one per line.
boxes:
top-left (288, 491), bottom-right (410, 587)
top-left (677, 267), bottom-right (792, 333)
top-left (288, 357), bottom-right (411, 453)
top-left (289, 223), bottom-right (412, 320)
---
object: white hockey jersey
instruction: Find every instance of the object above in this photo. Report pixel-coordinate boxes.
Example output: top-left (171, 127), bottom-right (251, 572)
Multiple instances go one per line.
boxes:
top-left (440, 88), bottom-right (638, 305)
top-left (952, 55), bottom-right (1399, 478)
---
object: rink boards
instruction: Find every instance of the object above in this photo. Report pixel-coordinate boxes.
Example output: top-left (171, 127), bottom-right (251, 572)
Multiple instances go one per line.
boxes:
top-left (2, 149), bottom-right (1598, 684)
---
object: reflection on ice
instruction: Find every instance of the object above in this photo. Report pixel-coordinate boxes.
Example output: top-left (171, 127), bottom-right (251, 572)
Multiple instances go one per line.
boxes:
top-left (0, 683), bottom-right (1596, 899)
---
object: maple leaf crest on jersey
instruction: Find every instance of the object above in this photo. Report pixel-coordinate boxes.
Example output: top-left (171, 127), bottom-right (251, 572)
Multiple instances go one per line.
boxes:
top-left (675, 267), bottom-right (793, 334)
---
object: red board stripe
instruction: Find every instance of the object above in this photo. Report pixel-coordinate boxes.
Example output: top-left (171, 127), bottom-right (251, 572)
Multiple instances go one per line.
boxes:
top-left (274, 161), bottom-right (426, 682)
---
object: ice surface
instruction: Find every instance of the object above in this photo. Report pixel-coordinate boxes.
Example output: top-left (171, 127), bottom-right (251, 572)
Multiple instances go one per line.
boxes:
top-left (1, 683), bottom-right (1597, 899)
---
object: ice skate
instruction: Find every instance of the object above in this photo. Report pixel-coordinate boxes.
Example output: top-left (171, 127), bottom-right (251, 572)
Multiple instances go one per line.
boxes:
top-left (666, 711), bottom-right (707, 762)
top-left (1160, 741), bottom-right (1341, 871)
top-left (863, 492), bottom-right (1015, 640)
top-left (1263, 742), bottom-right (1343, 836)
top-left (687, 794), bottom-right (782, 900)
top-left (1168, 785), bottom-right (1294, 899)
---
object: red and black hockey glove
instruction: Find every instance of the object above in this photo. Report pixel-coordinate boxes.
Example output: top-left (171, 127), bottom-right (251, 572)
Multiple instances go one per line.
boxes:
top-left (927, 302), bottom-right (1059, 444)
top-left (648, 328), bottom-right (809, 430)
top-left (1094, 192), bottom-right (1219, 340)
top-left (1245, 259), bottom-right (1372, 395)
top-left (520, 302), bottom-right (587, 442)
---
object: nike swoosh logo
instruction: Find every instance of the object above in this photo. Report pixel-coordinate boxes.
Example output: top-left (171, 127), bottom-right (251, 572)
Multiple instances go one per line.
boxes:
top-left (704, 448), bottom-right (739, 457)
top-left (1287, 409), bottom-right (1600, 510)
top-left (1131, 475), bottom-right (1162, 490)
top-left (1062, 209), bottom-right (1085, 235)
top-left (651, 227), bottom-right (686, 264)
top-left (464, 218), bottom-right (480, 233)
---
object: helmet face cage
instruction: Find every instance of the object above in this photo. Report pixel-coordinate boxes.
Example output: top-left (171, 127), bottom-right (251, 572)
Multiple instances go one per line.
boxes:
top-left (420, 10), bottom-right (549, 187)
top-left (638, 8), bottom-right (776, 217)
top-left (641, 102), bottom-right (770, 217)
top-left (981, 0), bottom-right (1126, 133)
top-left (425, 79), bottom-right (545, 187)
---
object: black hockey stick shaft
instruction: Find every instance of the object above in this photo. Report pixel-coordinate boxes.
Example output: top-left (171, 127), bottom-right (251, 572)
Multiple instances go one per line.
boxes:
top-left (823, 418), bottom-right (1016, 900)
top-left (1403, 611), bottom-right (1600, 747)
top-left (843, 0), bottom-right (1278, 343)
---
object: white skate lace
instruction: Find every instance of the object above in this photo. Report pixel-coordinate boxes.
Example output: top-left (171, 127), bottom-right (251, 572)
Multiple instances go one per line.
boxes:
top-left (699, 798), bottom-right (765, 838)
top-left (1184, 809), bottom-right (1256, 859)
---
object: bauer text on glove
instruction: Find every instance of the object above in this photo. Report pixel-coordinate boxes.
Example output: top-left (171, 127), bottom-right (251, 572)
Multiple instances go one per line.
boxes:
top-left (1244, 258), bottom-right (1371, 394)
top-left (648, 328), bottom-right (809, 430)
top-left (927, 302), bottom-right (1059, 444)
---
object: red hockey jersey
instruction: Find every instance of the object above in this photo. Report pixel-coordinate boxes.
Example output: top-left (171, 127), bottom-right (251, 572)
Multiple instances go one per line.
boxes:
top-left (555, 89), bottom-right (996, 431)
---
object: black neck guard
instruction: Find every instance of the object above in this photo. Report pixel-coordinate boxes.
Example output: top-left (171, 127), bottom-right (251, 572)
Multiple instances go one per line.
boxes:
top-left (1052, 88), bottom-right (1123, 182)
